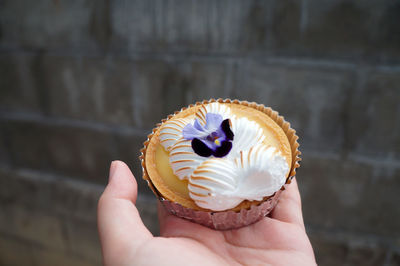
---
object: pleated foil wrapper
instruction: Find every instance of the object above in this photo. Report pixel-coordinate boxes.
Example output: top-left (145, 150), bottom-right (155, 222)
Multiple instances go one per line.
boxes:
top-left (140, 98), bottom-right (301, 230)
top-left (160, 190), bottom-right (282, 230)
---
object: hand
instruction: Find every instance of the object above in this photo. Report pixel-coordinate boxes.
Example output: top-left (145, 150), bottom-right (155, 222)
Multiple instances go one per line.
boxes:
top-left (98, 161), bottom-right (316, 266)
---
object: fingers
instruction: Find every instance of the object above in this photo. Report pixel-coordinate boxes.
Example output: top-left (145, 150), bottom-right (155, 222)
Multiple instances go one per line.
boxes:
top-left (98, 161), bottom-right (152, 264)
top-left (269, 178), bottom-right (305, 229)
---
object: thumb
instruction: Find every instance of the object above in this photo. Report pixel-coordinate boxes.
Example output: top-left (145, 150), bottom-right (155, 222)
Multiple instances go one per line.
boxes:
top-left (98, 161), bottom-right (152, 265)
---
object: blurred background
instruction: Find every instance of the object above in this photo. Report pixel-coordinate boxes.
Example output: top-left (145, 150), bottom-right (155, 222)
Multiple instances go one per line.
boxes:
top-left (0, 0), bottom-right (399, 265)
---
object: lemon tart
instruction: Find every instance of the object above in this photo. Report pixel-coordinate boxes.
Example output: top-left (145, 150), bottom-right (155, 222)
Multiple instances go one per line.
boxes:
top-left (140, 99), bottom-right (300, 229)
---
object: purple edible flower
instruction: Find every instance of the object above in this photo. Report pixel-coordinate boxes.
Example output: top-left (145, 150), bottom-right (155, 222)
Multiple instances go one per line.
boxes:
top-left (182, 113), bottom-right (234, 157)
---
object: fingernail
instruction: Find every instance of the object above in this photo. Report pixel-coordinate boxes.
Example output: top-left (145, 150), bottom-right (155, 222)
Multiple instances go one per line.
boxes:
top-left (109, 161), bottom-right (118, 181)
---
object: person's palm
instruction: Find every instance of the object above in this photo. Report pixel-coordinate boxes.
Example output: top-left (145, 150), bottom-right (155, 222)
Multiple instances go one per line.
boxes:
top-left (98, 161), bottom-right (316, 266)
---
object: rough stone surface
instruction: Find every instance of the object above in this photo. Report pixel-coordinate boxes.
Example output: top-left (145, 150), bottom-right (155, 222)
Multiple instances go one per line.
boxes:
top-left (0, 235), bottom-right (35, 266)
top-left (0, 55), bottom-right (41, 112)
top-left (65, 218), bottom-right (101, 263)
top-left (270, 0), bottom-right (302, 55)
top-left (110, 0), bottom-right (161, 52)
top-left (0, 166), bottom-right (157, 234)
top-left (272, 0), bottom-right (400, 62)
top-left (34, 56), bottom-right (233, 129)
top-left (129, 59), bottom-right (180, 128)
top-left (299, 153), bottom-right (400, 238)
top-left (131, 59), bottom-right (232, 128)
top-left (1, 0), bottom-right (399, 61)
top-left (0, 120), bottom-right (115, 184)
top-left (235, 63), bottom-right (355, 153)
top-left (0, 203), bottom-right (65, 251)
top-left (110, 0), bottom-right (273, 53)
top-left (346, 245), bottom-right (387, 266)
top-left (0, 166), bottom-right (159, 265)
top-left (0, 167), bottom-right (100, 221)
top-left (389, 251), bottom-right (400, 266)
top-left (0, 0), bottom-right (400, 265)
top-left (0, 128), bottom-right (8, 166)
top-left (42, 56), bottom-right (136, 125)
top-left (309, 231), bottom-right (389, 266)
top-left (309, 235), bottom-right (348, 266)
top-left (162, 0), bottom-right (213, 52)
top-left (0, 166), bottom-right (158, 230)
top-left (0, 118), bottom-right (155, 189)
top-left (347, 70), bottom-right (400, 159)
top-left (183, 61), bottom-right (234, 102)
top-left (0, 0), bottom-right (97, 50)
top-left (32, 249), bottom-right (99, 266)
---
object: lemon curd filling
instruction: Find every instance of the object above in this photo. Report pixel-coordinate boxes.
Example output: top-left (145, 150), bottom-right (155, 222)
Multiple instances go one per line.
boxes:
top-left (155, 144), bottom-right (190, 198)
top-left (151, 104), bottom-right (292, 209)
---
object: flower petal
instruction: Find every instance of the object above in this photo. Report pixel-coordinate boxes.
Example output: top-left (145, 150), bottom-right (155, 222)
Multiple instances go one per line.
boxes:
top-left (203, 138), bottom-right (220, 150)
top-left (192, 138), bottom-right (213, 157)
top-left (193, 119), bottom-right (205, 131)
top-left (212, 141), bottom-right (232, 158)
top-left (182, 122), bottom-right (207, 140)
top-left (204, 113), bottom-right (223, 131)
top-left (220, 119), bottom-right (234, 141)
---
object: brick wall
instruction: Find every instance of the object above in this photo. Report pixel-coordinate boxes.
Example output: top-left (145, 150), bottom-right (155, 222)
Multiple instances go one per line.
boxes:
top-left (0, 1), bottom-right (399, 265)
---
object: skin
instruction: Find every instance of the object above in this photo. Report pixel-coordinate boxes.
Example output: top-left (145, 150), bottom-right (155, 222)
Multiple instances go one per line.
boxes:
top-left (98, 161), bottom-right (316, 266)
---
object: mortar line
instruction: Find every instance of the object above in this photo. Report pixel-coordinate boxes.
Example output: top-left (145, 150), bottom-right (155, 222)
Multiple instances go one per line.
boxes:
top-left (0, 110), bottom-right (149, 136)
top-left (1, 47), bottom-right (400, 72)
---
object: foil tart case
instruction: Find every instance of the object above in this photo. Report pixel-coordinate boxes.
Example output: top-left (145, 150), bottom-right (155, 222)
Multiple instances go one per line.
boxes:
top-left (139, 98), bottom-right (301, 230)
top-left (160, 190), bottom-right (282, 230)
